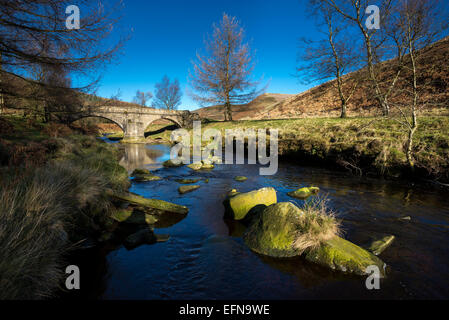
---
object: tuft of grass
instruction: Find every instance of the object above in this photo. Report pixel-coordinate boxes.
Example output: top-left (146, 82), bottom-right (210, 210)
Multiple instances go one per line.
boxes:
top-left (0, 161), bottom-right (110, 300)
top-left (293, 196), bottom-right (341, 253)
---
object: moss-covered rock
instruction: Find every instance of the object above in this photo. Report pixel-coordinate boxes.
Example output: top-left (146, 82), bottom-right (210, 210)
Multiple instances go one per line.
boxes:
top-left (305, 236), bottom-right (386, 277)
top-left (111, 192), bottom-right (188, 215)
top-left (178, 185), bottom-right (201, 194)
top-left (235, 176), bottom-right (248, 182)
top-left (287, 187), bottom-right (320, 199)
top-left (131, 168), bottom-right (151, 176)
top-left (243, 202), bottom-right (304, 257)
top-left (125, 211), bottom-right (158, 225)
top-left (175, 178), bottom-right (202, 184)
top-left (187, 162), bottom-right (203, 171)
top-left (364, 235), bottom-right (395, 256)
top-left (201, 161), bottom-right (215, 170)
top-left (111, 208), bottom-right (158, 225)
top-left (132, 173), bottom-right (162, 182)
top-left (163, 159), bottom-right (184, 168)
top-left (224, 187), bottom-right (277, 220)
top-left (111, 208), bottom-right (133, 222)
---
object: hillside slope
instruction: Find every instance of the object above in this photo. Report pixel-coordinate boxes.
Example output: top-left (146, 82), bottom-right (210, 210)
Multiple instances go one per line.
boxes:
top-left (194, 93), bottom-right (294, 121)
top-left (196, 37), bottom-right (449, 120)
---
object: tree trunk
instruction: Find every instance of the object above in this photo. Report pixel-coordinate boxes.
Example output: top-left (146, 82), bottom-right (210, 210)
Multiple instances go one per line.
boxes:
top-left (224, 102), bottom-right (233, 121)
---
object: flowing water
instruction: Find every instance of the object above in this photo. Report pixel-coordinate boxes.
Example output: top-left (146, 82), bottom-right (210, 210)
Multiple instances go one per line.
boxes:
top-left (79, 140), bottom-right (449, 300)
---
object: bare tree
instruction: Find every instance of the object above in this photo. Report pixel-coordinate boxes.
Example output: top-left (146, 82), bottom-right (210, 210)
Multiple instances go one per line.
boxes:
top-left (389, 0), bottom-right (447, 169)
top-left (323, 0), bottom-right (401, 116)
top-left (297, 1), bottom-right (361, 118)
top-left (133, 90), bottom-right (153, 107)
top-left (0, 0), bottom-right (127, 119)
top-left (153, 76), bottom-right (182, 110)
top-left (189, 13), bottom-right (262, 121)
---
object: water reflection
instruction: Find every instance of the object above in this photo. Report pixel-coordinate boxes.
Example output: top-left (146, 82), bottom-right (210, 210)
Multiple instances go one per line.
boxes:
top-left (119, 144), bottom-right (171, 172)
top-left (86, 139), bottom-right (449, 299)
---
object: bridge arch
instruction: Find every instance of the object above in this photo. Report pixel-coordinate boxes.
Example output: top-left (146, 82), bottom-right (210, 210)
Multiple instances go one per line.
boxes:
top-left (71, 115), bottom-right (125, 132)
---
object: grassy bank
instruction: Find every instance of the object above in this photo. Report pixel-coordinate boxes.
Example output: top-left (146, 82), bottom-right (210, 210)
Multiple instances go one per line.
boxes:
top-left (0, 116), bottom-right (129, 299)
top-left (145, 116), bottom-right (449, 183)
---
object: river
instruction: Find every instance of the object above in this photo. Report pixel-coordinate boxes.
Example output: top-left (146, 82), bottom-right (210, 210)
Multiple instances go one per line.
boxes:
top-left (75, 139), bottom-right (449, 300)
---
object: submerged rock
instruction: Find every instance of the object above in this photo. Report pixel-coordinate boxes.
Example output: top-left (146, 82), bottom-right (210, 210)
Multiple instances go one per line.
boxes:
top-left (287, 187), bottom-right (320, 200)
top-left (131, 168), bottom-right (162, 181)
top-left (178, 185), bottom-right (201, 194)
top-left (125, 210), bottom-right (158, 225)
top-left (305, 236), bottom-right (386, 277)
top-left (364, 235), bottom-right (395, 256)
top-left (243, 202), bottom-right (304, 258)
top-left (163, 159), bottom-right (184, 168)
top-left (131, 168), bottom-right (151, 176)
top-left (235, 176), bottom-right (248, 182)
top-left (124, 227), bottom-right (170, 250)
top-left (111, 192), bottom-right (189, 215)
top-left (111, 208), bottom-right (158, 225)
top-left (224, 187), bottom-right (277, 220)
top-left (187, 160), bottom-right (215, 171)
top-left (176, 178), bottom-right (202, 184)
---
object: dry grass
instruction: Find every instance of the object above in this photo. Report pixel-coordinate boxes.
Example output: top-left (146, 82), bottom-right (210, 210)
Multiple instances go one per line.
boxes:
top-left (0, 162), bottom-right (109, 299)
top-left (293, 196), bottom-right (341, 253)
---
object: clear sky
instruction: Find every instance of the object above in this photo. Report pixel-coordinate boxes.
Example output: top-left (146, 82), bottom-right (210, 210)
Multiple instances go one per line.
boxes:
top-left (95, 0), bottom-right (319, 110)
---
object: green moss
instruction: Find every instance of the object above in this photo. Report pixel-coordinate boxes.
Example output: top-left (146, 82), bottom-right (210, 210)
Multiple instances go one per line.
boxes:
top-left (234, 176), bottom-right (248, 182)
top-left (111, 192), bottom-right (189, 215)
top-left (163, 159), bottom-right (184, 168)
top-left (243, 202), bottom-right (304, 257)
top-left (176, 178), bottom-right (202, 184)
top-left (131, 168), bottom-right (151, 176)
top-left (178, 185), bottom-right (201, 194)
top-left (187, 162), bottom-right (203, 170)
top-left (111, 208), bottom-right (133, 222)
top-left (287, 187), bottom-right (320, 200)
top-left (365, 235), bottom-right (395, 256)
top-left (225, 187), bottom-right (277, 220)
top-left (305, 236), bottom-right (386, 277)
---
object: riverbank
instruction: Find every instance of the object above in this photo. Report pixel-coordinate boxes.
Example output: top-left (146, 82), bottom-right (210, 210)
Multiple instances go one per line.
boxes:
top-left (135, 116), bottom-right (449, 184)
top-left (0, 116), bottom-right (131, 299)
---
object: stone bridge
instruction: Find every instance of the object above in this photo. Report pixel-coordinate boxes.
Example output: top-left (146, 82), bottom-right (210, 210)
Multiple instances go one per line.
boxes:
top-left (77, 105), bottom-right (199, 140)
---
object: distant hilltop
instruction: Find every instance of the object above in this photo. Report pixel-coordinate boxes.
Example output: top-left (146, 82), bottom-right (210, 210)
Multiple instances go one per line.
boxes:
top-left (196, 36), bottom-right (449, 121)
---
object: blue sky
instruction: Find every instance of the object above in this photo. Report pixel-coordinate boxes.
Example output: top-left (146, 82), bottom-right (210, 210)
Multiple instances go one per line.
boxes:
top-left (95, 0), bottom-right (319, 110)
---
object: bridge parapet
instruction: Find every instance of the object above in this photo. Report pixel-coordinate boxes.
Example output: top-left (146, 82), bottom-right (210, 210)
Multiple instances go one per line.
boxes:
top-left (77, 105), bottom-right (200, 139)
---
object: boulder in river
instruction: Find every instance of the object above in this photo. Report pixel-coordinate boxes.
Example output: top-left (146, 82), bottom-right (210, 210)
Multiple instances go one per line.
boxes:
top-left (305, 236), bottom-right (386, 277)
top-left (235, 176), bottom-right (248, 182)
top-left (178, 185), bottom-right (201, 194)
top-left (176, 178), bottom-right (202, 184)
top-left (364, 235), bottom-right (395, 256)
top-left (163, 159), bottom-right (184, 168)
top-left (224, 187), bottom-right (277, 221)
top-left (111, 192), bottom-right (189, 215)
top-left (243, 202), bottom-right (305, 257)
top-left (187, 162), bottom-right (203, 171)
top-left (287, 187), bottom-right (320, 200)
top-left (131, 169), bottom-right (162, 182)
